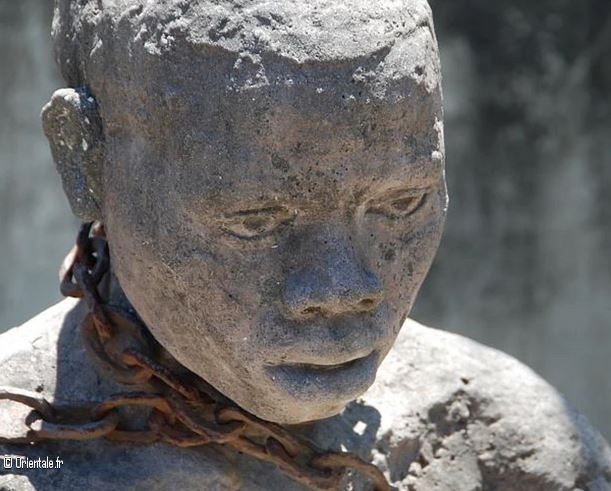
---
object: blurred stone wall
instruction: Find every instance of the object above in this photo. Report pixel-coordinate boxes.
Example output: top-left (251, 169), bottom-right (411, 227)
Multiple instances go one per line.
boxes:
top-left (0, 1), bottom-right (610, 439)
top-left (414, 0), bottom-right (611, 439)
top-left (0, 1), bottom-right (77, 332)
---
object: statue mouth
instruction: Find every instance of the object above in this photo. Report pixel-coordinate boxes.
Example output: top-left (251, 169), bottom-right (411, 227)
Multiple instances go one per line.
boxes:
top-left (280, 351), bottom-right (376, 371)
top-left (265, 351), bottom-right (379, 399)
top-left (291, 359), bottom-right (363, 372)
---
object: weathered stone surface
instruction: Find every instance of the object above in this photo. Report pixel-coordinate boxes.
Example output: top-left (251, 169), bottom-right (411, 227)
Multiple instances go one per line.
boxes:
top-left (44, 0), bottom-right (447, 424)
top-left (3, 2), bottom-right (609, 490)
top-left (1, 299), bottom-right (610, 490)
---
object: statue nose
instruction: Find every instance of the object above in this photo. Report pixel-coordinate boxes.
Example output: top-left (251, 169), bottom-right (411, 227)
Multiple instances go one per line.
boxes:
top-left (283, 238), bottom-right (383, 318)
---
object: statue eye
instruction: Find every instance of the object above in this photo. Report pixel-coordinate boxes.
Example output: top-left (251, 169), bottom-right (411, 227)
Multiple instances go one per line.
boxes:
top-left (366, 190), bottom-right (428, 219)
top-left (220, 207), bottom-right (296, 239)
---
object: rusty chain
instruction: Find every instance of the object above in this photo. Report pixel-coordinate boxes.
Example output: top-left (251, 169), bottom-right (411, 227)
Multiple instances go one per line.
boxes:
top-left (0, 221), bottom-right (391, 491)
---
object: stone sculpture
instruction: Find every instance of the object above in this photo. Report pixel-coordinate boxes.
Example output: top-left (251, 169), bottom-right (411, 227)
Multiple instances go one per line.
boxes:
top-left (1, 1), bottom-right (610, 490)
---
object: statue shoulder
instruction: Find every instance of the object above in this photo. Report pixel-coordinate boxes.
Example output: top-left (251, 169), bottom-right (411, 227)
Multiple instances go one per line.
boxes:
top-left (360, 318), bottom-right (611, 490)
top-left (0, 299), bottom-right (83, 393)
top-left (1, 310), bottom-right (609, 490)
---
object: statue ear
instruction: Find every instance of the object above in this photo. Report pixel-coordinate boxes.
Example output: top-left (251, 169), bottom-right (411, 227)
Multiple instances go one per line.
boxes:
top-left (42, 88), bottom-right (104, 221)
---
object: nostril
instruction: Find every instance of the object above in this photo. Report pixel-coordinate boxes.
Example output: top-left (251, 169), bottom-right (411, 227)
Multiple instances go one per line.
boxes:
top-left (357, 298), bottom-right (377, 310)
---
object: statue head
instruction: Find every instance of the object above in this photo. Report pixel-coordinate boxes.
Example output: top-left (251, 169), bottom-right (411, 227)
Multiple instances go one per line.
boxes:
top-left (43, 0), bottom-right (447, 424)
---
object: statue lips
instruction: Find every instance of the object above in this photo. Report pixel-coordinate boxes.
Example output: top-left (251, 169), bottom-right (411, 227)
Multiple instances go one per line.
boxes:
top-left (258, 311), bottom-right (388, 400)
top-left (265, 350), bottom-right (380, 401)
top-left (259, 307), bottom-right (390, 364)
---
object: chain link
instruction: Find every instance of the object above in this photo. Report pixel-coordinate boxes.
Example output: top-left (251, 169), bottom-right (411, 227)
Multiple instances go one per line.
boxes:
top-left (0, 222), bottom-right (391, 491)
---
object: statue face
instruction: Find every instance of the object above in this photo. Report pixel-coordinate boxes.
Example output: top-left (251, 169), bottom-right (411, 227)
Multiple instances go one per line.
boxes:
top-left (48, 4), bottom-right (446, 423)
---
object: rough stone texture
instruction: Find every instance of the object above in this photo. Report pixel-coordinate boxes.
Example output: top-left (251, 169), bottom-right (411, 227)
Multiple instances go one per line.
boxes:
top-left (1, 299), bottom-right (610, 490)
top-left (3, 2), bottom-right (611, 489)
top-left (43, 0), bottom-right (447, 424)
top-left (3, 0), bottom-right (611, 444)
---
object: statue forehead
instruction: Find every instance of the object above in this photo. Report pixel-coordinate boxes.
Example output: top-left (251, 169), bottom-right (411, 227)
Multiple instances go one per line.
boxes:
top-left (97, 0), bottom-right (435, 63)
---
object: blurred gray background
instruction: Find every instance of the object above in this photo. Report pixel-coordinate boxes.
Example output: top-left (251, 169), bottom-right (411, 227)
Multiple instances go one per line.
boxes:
top-left (1, 1), bottom-right (610, 439)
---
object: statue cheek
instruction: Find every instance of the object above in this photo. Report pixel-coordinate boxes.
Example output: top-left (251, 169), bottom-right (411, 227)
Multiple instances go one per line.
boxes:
top-left (166, 247), bottom-right (283, 320)
top-left (366, 218), bottom-right (442, 308)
